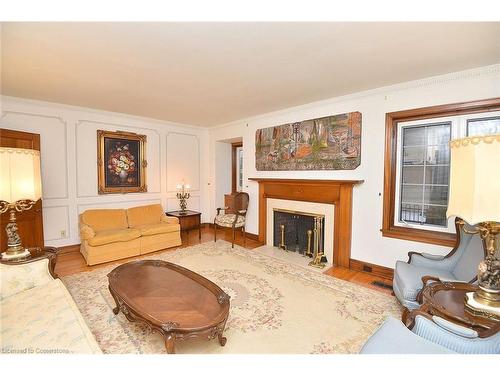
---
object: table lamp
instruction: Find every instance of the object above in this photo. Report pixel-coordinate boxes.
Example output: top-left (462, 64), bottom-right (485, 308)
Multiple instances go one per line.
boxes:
top-left (0, 147), bottom-right (43, 259)
top-left (447, 134), bottom-right (500, 317)
top-left (176, 182), bottom-right (190, 214)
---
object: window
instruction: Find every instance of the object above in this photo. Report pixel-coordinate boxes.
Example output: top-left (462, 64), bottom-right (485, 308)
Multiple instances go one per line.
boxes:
top-left (467, 116), bottom-right (500, 136)
top-left (231, 141), bottom-right (243, 192)
top-left (236, 146), bottom-right (243, 192)
top-left (382, 98), bottom-right (500, 246)
top-left (398, 122), bottom-right (450, 228)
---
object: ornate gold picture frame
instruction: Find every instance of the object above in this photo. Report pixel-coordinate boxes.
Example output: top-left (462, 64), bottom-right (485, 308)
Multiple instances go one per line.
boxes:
top-left (97, 130), bottom-right (147, 194)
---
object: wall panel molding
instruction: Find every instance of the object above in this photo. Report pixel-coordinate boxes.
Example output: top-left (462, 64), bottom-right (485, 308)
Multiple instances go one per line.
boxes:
top-left (1, 111), bottom-right (69, 199)
top-left (166, 132), bottom-right (201, 193)
top-left (75, 119), bottom-right (162, 198)
top-left (43, 205), bottom-right (70, 241)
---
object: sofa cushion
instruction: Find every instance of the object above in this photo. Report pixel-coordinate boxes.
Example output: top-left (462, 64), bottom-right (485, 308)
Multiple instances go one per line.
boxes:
top-left (87, 228), bottom-right (141, 246)
top-left (393, 261), bottom-right (455, 302)
top-left (126, 204), bottom-right (164, 227)
top-left (137, 223), bottom-right (180, 236)
top-left (81, 209), bottom-right (128, 231)
top-left (1, 279), bottom-right (101, 354)
top-left (360, 317), bottom-right (454, 354)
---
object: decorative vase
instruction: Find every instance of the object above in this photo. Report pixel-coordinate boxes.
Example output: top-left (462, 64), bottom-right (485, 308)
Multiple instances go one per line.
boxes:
top-left (119, 170), bottom-right (128, 182)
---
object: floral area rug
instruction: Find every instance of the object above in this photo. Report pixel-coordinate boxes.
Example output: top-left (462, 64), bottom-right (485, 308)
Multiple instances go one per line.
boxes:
top-left (62, 240), bottom-right (402, 354)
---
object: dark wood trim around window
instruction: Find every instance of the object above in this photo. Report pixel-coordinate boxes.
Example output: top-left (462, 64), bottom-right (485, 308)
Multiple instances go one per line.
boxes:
top-left (382, 97), bottom-right (500, 247)
top-left (231, 141), bottom-right (243, 193)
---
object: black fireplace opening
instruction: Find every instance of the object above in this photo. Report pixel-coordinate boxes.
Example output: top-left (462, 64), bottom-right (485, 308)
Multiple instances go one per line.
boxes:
top-left (273, 210), bottom-right (325, 256)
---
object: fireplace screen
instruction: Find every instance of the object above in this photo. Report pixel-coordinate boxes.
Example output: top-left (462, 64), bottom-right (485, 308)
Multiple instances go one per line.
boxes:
top-left (273, 209), bottom-right (325, 258)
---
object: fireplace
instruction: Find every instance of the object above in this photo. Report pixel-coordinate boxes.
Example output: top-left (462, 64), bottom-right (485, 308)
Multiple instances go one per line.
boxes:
top-left (273, 209), bottom-right (325, 259)
top-left (249, 178), bottom-right (363, 268)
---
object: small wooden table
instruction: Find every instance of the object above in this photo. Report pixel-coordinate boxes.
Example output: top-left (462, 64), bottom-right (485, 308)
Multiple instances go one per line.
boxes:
top-left (166, 210), bottom-right (201, 244)
top-left (405, 281), bottom-right (499, 338)
top-left (0, 246), bottom-right (58, 278)
top-left (108, 260), bottom-right (230, 354)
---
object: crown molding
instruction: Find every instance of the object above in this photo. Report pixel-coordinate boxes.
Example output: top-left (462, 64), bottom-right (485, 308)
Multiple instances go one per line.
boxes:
top-left (211, 64), bottom-right (500, 130)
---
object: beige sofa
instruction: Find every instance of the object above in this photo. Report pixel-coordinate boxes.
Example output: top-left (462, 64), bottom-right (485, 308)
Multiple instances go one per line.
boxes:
top-left (79, 204), bottom-right (181, 266)
top-left (0, 257), bottom-right (102, 354)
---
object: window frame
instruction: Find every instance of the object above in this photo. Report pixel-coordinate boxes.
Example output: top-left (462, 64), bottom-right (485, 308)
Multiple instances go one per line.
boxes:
top-left (382, 97), bottom-right (500, 246)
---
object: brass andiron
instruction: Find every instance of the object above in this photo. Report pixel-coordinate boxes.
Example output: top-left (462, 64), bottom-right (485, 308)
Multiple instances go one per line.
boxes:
top-left (309, 217), bottom-right (326, 269)
top-left (279, 224), bottom-right (288, 251)
top-left (305, 229), bottom-right (313, 257)
top-left (318, 217), bottom-right (328, 263)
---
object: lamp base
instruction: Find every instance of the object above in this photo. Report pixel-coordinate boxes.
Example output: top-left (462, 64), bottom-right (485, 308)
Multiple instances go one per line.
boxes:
top-left (465, 292), bottom-right (500, 321)
top-left (1, 248), bottom-right (30, 260)
top-left (475, 287), bottom-right (500, 308)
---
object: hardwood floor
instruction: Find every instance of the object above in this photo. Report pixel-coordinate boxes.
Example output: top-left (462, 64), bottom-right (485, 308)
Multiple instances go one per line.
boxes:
top-left (54, 224), bottom-right (393, 295)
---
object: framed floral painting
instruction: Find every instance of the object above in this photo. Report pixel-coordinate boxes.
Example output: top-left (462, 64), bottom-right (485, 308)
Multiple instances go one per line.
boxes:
top-left (97, 130), bottom-right (147, 194)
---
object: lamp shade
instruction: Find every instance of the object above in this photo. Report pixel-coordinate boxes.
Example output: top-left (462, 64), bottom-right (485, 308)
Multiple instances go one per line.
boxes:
top-left (446, 135), bottom-right (500, 224)
top-left (0, 147), bottom-right (42, 203)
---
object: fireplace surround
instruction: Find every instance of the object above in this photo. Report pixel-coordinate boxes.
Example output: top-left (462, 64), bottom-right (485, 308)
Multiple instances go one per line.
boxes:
top-left (249, 178), bottom-right (363, 268)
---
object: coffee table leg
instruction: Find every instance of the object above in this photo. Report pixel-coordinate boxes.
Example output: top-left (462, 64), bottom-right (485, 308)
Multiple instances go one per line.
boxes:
top-left (217, 320), bottom-right (228, 347)
top-left (217, 333), bottom-right (227, 346)
top-left (165, 334), bottom-right (176, 354)
top-left (109, 286), bottom-right (120, 315)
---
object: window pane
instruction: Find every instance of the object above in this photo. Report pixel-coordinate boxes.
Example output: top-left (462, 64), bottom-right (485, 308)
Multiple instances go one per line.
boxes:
top-left (400, 203), bottom-right (424, 223)
top-left (423, 205), bottom-right (448, 226)
top-left (403, 127), bottom-right (426, 146)
top-left (467, 117), bottom-right (500, 136)
top-left (402, 146), bottom-right (425, 165)
top-left (424, 186), bottom-right (448, 206)
top-left (401, 185), bottom-right (422, 204)
top-left (426, 124), bottom-right (451, 145)
top-left (425, 165), bottom-right (449, 185)
top-left (402, 166), bottom-right (424, 184)
top-left (425, 144), bottom-right (449, 165)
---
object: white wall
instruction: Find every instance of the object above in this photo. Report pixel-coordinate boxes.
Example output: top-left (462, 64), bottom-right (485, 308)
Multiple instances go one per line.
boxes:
top-left (208, 64), bottom-right (500, 268)
top-left (0, 96), bottom-right (210, 247)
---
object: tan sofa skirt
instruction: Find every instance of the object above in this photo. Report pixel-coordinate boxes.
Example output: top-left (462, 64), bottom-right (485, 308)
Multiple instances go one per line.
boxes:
top-left (81, 238), bottom-right (141, 266)
top-left (140, 232), bottom-right (182, 255)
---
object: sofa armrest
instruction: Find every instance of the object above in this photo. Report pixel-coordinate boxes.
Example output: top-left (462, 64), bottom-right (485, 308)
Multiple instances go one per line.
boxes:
top-left (0, 258), bottom-right (55, 300)
top-left (161, 215), bottom-right (179, 224)
top-left (80, 223), bottom-right (96, 241)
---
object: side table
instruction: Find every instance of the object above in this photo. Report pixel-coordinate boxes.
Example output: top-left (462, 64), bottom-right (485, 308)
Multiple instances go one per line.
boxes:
top-left (405, 281), bottom-right (499, 338)
top-left (0, 246), bottom-right (58, 278)
top-left (166, 210), bottom-right (201, 244)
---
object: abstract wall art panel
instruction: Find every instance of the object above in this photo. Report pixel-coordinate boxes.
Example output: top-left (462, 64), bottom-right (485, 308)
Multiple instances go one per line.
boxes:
top-left (255, 111), bottom-right (361, 171)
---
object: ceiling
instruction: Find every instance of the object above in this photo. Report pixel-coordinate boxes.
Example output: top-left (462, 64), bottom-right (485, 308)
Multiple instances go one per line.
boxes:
top-left (1, 22), bottom-right (499, 127)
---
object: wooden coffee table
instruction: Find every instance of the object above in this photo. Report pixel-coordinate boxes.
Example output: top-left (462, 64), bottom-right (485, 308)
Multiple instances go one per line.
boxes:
top-left (108, 260), bottom-right (230, 354)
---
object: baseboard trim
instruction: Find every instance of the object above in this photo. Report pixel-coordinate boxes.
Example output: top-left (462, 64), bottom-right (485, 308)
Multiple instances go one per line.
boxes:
top-left (349, 258), bottom-right (394, 280)
top-left (57, 244), bottom-right (80, 254)
top-left (202, 222), bottom-right (260, 242)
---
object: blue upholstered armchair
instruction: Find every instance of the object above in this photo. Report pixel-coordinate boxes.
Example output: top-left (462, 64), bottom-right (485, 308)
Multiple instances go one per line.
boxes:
top-left (393, 218), bottom-right (486, 310)
top-left (360, 314), bottom-right (500, 354)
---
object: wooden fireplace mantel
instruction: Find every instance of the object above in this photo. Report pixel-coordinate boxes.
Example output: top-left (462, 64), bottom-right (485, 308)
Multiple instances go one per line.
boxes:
top-left (249, 178), bottom-right (363, 268)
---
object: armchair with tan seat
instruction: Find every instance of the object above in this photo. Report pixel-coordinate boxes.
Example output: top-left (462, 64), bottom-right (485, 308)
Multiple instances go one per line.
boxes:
top-left (79, 204), bottom-right (181, 265)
